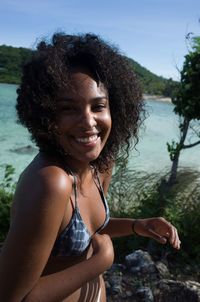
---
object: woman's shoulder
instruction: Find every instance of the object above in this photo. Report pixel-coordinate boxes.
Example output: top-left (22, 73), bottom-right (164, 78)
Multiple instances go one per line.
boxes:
top-left (14, 153), bottom-right (73, 209)
top-left (22, 152), bottom-right (71, 181)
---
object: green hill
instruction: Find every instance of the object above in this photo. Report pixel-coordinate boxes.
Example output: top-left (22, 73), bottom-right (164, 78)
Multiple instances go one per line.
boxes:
top-left (0, 45), bottom-right (32, 84)
top-left (0, 44), bottom-right (179, 97)
top-left (128, 58), bottom-right (178, 97)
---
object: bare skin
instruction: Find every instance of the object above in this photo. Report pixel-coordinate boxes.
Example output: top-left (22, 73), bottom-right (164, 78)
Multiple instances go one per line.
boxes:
top-left (0, 70), bottom-right (180, 302)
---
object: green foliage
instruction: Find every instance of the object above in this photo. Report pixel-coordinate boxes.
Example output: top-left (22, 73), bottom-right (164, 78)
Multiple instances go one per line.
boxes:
top-left (166, 140), bottom-right (181, 161)
top-left (0, 45), bottom-right (32, 84)
top-left (0, 165), bottom-right (15, 241)
top-left (172, 34), bottom-right (200, 120)
top-left (167, 34), bottom-right (200, 184)
top-left (173, 51), bottom-right (200, 120)
top-left (191, 35), bottom-right (200, 52)
top-left (108, 157), bottom-right (160, 217)
top-left (128, 58), bottom-right (179, 97)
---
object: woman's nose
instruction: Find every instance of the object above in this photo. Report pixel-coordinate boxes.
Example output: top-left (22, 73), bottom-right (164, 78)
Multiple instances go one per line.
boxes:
top-left (79, 110), bottom-right (97, 129)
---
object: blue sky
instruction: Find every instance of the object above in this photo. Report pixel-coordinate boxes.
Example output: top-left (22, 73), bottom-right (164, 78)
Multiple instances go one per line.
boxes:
top-left (0, 0), bottom-right (200, 80)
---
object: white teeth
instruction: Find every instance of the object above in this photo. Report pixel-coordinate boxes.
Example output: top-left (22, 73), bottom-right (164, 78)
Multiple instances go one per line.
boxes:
top-left (75, 135), bottom-right (98, 143)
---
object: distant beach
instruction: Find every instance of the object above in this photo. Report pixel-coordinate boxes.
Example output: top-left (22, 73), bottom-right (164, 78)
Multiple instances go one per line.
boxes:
top-left (143, 94), bottom-right (172, 103)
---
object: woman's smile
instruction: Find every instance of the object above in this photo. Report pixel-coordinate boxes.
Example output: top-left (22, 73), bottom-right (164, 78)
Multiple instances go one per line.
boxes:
top-left (70, 133), bottom-right (101, 148)
top-left (74, 133), bottom-right (99, 143)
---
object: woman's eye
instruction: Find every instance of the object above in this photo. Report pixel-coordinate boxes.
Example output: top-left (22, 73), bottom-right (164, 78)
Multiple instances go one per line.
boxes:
top-left (93, 104), bottom-right (106, 111)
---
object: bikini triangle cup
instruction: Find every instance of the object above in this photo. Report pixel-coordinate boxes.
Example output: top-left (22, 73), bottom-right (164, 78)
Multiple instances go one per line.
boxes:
top-left (52, 167), bottom-right (110, 257)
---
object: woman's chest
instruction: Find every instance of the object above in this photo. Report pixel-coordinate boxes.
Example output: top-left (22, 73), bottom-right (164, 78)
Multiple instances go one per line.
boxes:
top-left (63, 181), bottom-right (107, 236)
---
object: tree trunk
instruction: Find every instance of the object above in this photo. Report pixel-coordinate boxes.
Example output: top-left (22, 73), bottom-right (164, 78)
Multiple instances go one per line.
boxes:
top-left (168, 117), bottom-right (190, 186)
top-left (168, 150), bottom-right (180, 185)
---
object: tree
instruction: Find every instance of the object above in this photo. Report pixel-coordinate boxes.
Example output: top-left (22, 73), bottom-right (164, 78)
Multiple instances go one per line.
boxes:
top-left (167, 35), bottom-right (200, 185)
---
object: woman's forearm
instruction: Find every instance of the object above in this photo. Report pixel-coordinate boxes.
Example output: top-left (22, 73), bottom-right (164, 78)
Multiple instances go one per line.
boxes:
top-left (24, 252), bottom-right (111, 302)
top-left (101, 217), bottom-right (136, 238)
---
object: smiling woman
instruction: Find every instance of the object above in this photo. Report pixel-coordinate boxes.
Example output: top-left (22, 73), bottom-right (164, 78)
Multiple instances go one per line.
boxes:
top-left (0, 33), bottom-right (181, 302)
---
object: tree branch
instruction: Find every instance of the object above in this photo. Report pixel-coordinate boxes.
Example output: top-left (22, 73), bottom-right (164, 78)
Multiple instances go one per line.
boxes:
top-left (189, 124), bottom-right (200, 137)
top-left (183, 140), bottom-right (200, 149)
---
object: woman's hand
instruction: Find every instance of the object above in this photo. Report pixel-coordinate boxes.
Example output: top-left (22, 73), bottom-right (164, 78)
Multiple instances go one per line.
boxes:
top-left (133, 217), bottom-right (181, 249)
top-left (91, 233), bottom-right (114, 270)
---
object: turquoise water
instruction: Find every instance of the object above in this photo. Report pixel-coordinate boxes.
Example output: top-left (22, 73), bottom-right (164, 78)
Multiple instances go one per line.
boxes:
top-left (0, 83), bottom-right (199, 182)
top-left (0, 83), bottom-right (38, 182)
top-left (129, 100), bottom-right (200, 172)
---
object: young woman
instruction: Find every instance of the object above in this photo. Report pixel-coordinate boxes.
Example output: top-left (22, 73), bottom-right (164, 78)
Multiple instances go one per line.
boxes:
top-left (0, 33), bottom-right (180, 302)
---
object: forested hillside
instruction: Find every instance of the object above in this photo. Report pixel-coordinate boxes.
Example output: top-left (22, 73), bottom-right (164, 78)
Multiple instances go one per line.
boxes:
top-left (0, 45), bottom-right (32, 84)
top-left (0, 44), bottom-right (179, 96)
top-left (128, 58), bottom-right (178, 96)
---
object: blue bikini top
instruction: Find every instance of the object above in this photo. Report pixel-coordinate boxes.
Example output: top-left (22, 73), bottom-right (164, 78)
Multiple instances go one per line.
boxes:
top-left (51, 168), bottom-right (110, 257)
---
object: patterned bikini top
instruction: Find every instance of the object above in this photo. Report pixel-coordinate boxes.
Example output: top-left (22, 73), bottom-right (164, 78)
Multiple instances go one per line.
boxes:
top-left (51, 169), bottom-right (110, 257)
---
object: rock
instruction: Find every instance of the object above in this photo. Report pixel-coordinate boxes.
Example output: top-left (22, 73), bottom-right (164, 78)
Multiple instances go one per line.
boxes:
top-left (108, 263), bottom-right (126, 272)
top-left (154, 279), bottom-right (200, 302)
top-left (104, 250), bottom-right (200, 302)
top-left (10, 145), bottom-right (37, 154)
top-left (106, 272), bottom-right (122, 287)
top-left (104, 264), bottom-right (124, 296)
top-left (155, 261), bottom-right (171, 278)
top-left (104, 280), bottom-right (111, 289)
top-left (126, 290), bottom-right (133, 297)
top-left (125, 249), bottom-right (157, 276)
top-left (125, 249), bottom-right (152, 266)
top-left (136, 287), bottom-right (154, 302)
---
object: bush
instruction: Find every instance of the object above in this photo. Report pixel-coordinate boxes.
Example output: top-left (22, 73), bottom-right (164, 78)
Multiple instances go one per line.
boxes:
top-left (107, 158), bottom-right (200, 273)
top-left (0, 165), bottom-right (15, 241)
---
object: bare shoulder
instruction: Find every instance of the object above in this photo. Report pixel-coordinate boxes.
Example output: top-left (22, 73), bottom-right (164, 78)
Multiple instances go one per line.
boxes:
top-left (19, 153), bottom-right (72, 190)
top-left (11, 153), bottom-right (73, 236)
top-left (0, 154), bottom-right (73, 300)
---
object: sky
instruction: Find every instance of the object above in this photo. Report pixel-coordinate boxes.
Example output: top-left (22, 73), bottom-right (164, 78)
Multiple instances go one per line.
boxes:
top-left (0, 0), bottom-right (200, 80)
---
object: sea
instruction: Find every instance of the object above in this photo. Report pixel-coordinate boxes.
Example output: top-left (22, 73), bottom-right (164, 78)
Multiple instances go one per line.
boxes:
top-left (0, 83), bottom-right (199, 183)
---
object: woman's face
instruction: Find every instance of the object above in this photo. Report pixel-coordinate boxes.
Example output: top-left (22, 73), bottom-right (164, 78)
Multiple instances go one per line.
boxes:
top-left (56, 70), bottom-right (112, 166)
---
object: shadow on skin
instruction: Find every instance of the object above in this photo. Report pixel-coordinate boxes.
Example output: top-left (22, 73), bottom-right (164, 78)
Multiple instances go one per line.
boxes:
top-left (78, 277), bottom-right (100, 302)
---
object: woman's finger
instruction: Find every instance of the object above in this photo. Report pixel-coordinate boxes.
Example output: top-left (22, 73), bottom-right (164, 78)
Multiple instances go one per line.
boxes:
top-left (168, 224), bottom-right (175, 245)
top-left (174, 228), bottom-right (181, 249)
top-left (147, 228), bottom-right (167, 244)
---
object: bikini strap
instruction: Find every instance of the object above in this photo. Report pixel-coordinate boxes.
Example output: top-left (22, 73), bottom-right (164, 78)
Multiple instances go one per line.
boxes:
top-left (72, 174), bottom-right (78, 208)
top-left (93, 166), bottom-right (110, 233)
top-left (67, 168), bottom-right (78, 209)
top-left (93, 166), bottom-right (105, 200)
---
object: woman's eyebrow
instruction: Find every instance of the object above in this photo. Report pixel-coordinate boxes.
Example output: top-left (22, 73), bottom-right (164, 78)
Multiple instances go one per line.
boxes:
top-left (92, 96), bottom-right (108, 101)
top-left (57, 96), bottom-right (108, 103)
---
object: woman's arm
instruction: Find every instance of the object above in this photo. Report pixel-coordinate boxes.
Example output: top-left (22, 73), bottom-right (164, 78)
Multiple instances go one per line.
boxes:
top-left (100, 166), bottom-right (181, 250)
top-left (24, 234), bottom-right (114, 302)
top-left (0, 166), bottom-right (114, 302)
top-left (101, 217), bottom-right (135, 238)
top-left (102, 217), bottom-right (181, 249)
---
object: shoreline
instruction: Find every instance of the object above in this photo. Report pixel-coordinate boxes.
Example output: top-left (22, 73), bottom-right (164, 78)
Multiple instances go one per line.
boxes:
top-left (0, 83), bottom-right (172, 103)
top-left (143, 94), bottom-right (172, 103)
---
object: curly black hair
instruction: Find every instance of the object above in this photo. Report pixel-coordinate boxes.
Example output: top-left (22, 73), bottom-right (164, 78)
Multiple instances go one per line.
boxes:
top-left (16, 33), bottom-right (144, 171)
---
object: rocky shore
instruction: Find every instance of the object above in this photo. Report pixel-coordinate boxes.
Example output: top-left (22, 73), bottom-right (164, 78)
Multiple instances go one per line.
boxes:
top-left (104, 250), bottom-right (200, 302)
